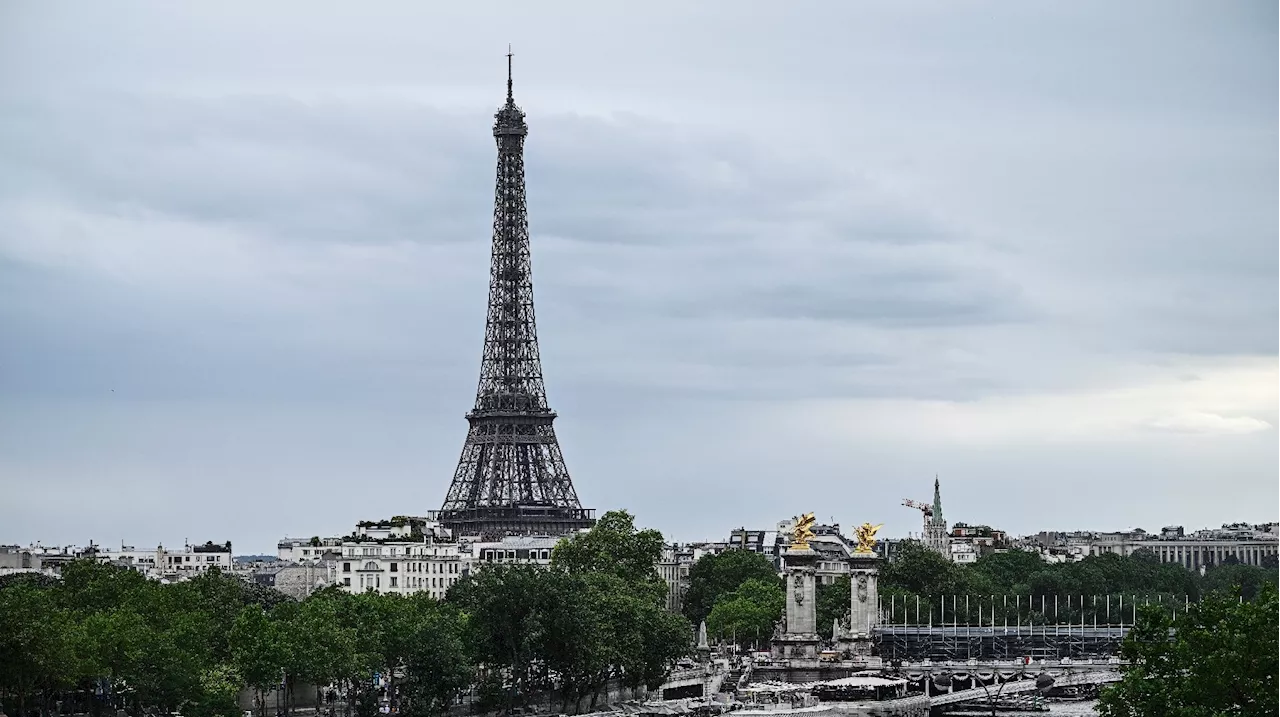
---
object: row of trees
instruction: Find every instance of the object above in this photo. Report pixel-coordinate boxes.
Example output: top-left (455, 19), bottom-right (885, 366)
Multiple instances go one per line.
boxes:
top-left (685, 540), bottom-right (1279, 645)
top-left (457, 512), bottom-right (691, 713)
top-left (1098, 582), bottom-right (1278, 717)
top-left (0, 511), bottom-right (693, 717)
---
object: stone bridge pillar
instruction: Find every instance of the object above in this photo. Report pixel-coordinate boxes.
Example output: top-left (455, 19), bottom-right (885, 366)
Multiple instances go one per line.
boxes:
top-left (848, 553), bottom-right (880, 657)
top-left (771, 546), bottom-right (820, 660)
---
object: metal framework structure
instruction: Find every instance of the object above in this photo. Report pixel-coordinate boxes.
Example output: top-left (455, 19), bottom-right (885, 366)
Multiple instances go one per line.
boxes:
top-left (876, 625), bottom-right (1127, 662)
top-left (433, 53), bottom-right (595, 539)
top-left (871, 593), bottom-right (1186, 661)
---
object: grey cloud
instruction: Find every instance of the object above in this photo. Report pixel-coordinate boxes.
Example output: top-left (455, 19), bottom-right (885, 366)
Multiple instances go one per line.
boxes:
top-left (0, 94), bottom-right (494, 245)
top-left (1, 90), bottom-right (1034, 358)
top-left (0, 2), bottom-right (1274, 551)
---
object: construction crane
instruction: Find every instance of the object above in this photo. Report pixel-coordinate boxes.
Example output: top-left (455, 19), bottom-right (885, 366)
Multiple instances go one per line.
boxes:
top-left (901, 498), bottom-right (933, 518)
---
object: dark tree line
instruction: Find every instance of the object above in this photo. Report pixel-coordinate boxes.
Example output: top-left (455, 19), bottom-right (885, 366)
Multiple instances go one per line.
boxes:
top-left (684, 540), bottom-right (1278, 643)
top-left (0, 511), bottom-right (691, 717)
top-left (454, 511), bottom-right (692, 713)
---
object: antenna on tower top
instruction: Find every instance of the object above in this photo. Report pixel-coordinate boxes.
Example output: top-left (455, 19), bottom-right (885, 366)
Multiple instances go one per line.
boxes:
top-left (506, 44), bottom-right (514, 102)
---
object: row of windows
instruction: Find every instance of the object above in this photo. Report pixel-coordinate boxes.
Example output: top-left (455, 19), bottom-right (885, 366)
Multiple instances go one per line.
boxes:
top-left (480, 549), bottom-right (552, 561)
top-left (341, 560), bottom-right (461, 574)
top-left (165, 555), bottom-right (225, 565)
top-left (343, 575), bottom-right (459, 591)
top-left (344, 545), bottom-right (456, 558)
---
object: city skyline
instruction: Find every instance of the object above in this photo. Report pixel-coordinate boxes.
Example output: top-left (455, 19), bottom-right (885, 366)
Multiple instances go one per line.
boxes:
top-left (1, 2), bottom-right (1276, 553)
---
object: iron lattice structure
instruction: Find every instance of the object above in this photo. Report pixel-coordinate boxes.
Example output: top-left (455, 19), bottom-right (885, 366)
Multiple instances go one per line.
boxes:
top-left (433, 54), bottom-right (595, 539)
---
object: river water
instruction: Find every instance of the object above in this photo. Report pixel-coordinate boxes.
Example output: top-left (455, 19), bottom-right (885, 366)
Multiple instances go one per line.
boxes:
top-left (949, 700), bottom-right (1098, 716)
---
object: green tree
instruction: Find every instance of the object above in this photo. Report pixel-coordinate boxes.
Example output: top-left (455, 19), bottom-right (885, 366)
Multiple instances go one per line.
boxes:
top-left (1098, 582), bottom-right (1278, 717)
top-left (879, 540), bottom-right (964, 597)
top-left (970, 550), bottom-right (1045, 591)
top-left (682, 549), bottom-right (780, 626)
top-left (552, 510), bottom-right (666, 590)
top-left (632, 601), bottom-right (693, 690)
top-left (398, 602), bottom-right (472, 717)
top-left (815, 576), bottom-right (849, 639)
top-left (0, 584), bottom-right (83, 717)
top-left (186, 664), bottom-right (242, 717)
top-left (1200, 563), bottom-right (1278, 601)
top-left (284, 589), bottom-right (361, 707)
top-left (705, 578), bottom-right (783, 647)
top-left (537, 571), bottom-right (610, 710)
top-left (231, 606), bottom-right (286, 717)
top-left (450, 564), bottom-right (545, 711)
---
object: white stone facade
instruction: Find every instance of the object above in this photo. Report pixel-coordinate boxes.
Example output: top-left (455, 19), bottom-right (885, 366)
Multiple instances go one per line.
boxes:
top-left (1, 541), bottom-right (232, 582)
top-left (468, 535), bottom-right (561, 565)
top-left (1089, 526), bottom-right (1279, 570)
top-left (337, 539), bottom-right (464, 599)
top-left (277, 537), bottom-right (343, 563)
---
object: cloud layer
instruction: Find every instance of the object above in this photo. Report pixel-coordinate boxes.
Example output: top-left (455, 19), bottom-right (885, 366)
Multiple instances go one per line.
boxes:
top-left (1, 2), bottom-right (1275, 551)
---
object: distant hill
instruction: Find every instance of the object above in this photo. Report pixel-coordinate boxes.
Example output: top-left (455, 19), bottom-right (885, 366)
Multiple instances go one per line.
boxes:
top-left (234, 555), bottom-right (277, 563)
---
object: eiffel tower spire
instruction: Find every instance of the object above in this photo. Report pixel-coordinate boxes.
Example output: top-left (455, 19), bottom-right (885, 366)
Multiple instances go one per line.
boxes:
top-left (434, 53), bottom-right (595, 539)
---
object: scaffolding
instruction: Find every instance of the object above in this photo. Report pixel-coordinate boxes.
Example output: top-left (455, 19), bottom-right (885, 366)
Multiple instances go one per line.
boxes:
top-left (872, 593), bottom-right (1185, 660)
top-left (875, 625), bottom-right (1126, 661)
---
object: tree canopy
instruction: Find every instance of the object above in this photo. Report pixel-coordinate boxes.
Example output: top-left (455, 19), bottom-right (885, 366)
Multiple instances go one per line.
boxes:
top-left (682, 549), bottom-right (781, 626)
top-left (1098, 582), bottom-right (1278, 717)
top-left (1, 511), bottom-right (693, 717)
top-left (453, 510), bottom-right (693, 712)
top-left (706, 578), bottom-right (784, 647)
top-left (0, 562), bottom-right (471, 717)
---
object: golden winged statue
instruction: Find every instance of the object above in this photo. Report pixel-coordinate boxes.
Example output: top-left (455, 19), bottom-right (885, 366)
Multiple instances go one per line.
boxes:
top-left (853, 522), bottom-right (883, 554)
top-left (790, 513), bottom-right (817, 551)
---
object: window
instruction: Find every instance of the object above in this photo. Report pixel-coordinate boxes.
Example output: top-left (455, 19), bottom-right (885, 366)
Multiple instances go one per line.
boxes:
top-left (390, 563), bottom-right (398, 573)
top-left (343, 562), bottom-right (351, 573)
top-left (344, 578), bottom-right (351, 586)
top-left (390, 577), bottom-right (398, 587)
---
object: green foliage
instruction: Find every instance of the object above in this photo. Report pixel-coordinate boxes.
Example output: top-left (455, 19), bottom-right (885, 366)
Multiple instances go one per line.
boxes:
top-left (553, 510), bottom-right (666, 591)
top-left (875, 540), bottom-right (1265, 627)
top-left (880, 541), bottom-right (966, 596)
top-left (451, 512), bottom-right (692, 711)
top-left (397, 602), bottom-right (472, 717)
top-left (1098, 582), bottom-right (1278, 717)
top-left (1200, 563), bottom-right (1279, 601)
top-left (0, 560), bottom-right (471, 717)
top-left (1, 535), bottom-right (690, 717)
top-left (231, 605), bottom-right (285, 694)
top-left (682, 549), bottom-right (781, 626)
top-left (706, 578), bottom-right (783, 646)
top-left (815, 576), bottom-right (850, 639)
top-left (0, 583), bottom-right (83, 714)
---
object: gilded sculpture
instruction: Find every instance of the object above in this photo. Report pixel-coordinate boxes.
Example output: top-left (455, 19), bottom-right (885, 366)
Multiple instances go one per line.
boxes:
top-left (853, 522), bottom-right (883, 554)
top-left (790, 512), bottom-right (816, 551)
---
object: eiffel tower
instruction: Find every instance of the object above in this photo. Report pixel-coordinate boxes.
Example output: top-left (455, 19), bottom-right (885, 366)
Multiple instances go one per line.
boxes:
top-left (433, 52), bottom-right (595, 539)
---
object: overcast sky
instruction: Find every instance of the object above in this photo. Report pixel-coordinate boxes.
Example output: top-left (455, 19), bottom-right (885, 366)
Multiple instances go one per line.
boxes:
top-left (1, 2), bottom-right (1276, 554)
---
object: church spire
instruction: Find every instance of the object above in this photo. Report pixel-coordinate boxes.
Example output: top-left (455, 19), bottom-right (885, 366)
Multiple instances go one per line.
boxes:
top-left (932, 475), bottom-right (943, 520)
